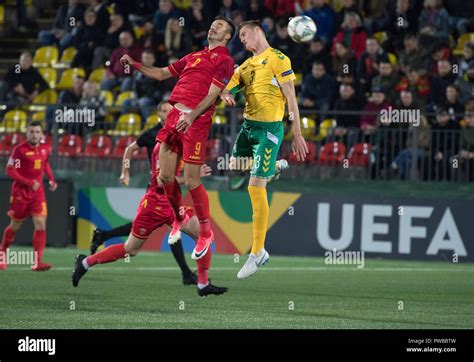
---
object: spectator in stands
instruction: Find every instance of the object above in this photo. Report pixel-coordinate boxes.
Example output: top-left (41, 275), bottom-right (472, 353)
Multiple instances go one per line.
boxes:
top-left (228, 11), bottom-right (249, 65)
top-left (333, 83), bottom-right (363, 137)
top-left (430, 59), bottom-right (457, 107)
top-left (439, 84), bottom-right (465, 122)
top-left (458, 103), bottom-right (474, 181)
top-left (80, 81), bottom-right (106, 131)
top-left (301, 0), bottom-right (335, 44)
top-left (1, 52), bottom-right (48, 105)
top-left (92, 13), bottom-right (131, 69)
top-left (163, 18), bottom-right (192, 58)
top-left (334, 0), bottom-right (360, 33)
top-left (71, 9), bottom-right (104, 69)
top-left (442, 0), bottom-right (474, 36)
top-left (270, 19), bottom-right (300, 71)
top-left (396, 66), bottom-right (430, 106)
top-left (357, 37), bottom-right (386, 93)
top-left (100, 31), bottom-right (142, 91)
top-left (302, 37), bottom-right (331, 76)
top-left (187, 0), bottom-right (210, 48)
top-left (360, 86), bottom-right (391, 132)
top-left (262, 16), bottom-right (275, 37)
top-left (264, 0), bottom-right (296, 18)
top-left (122, 50), bottom-right (162, 121)
top-left (398, 34), bottom-right (423, 74)
top-left (382, 0), bottom-right (419, 52)
top-left (247, 0), bottom-right (271, 21)
top-left (430, 106), bottom-right (460, 180)
top-left (331, 42), bottom-right (356, 76)
top-left (396, 89), bottom-right (420, 111)
top-left (459, 43), bottom-right (474, 79)
top-left (332, 12), bottom-right (367, 60)
top-left (336, 71), bottom-right (363, 102)
top-left (219, 0), bottom-right (237, 19)
top-left (371, 60), bottom-right (401, 103)
top-left (37, 0), bottom-right (85, 50)
top-left (362, 0), bottom-right (389, 33)
top-left (301, 61), bottom-right (338, 115)
top-left (128, 0), bottom-right (157, 27)
top-left (456, 61), bottom-right (474, 104)
top-left (89, 0), bottom-right (110, 32)
top-left (418, 0), bottom-right (450, 41)
top-left (154, 0), bottom-right (179, 38)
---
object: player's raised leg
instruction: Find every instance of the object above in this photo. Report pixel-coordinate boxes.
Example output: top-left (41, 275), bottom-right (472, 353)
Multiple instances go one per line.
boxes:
top-left (0, 219), bottom-right (23, 270)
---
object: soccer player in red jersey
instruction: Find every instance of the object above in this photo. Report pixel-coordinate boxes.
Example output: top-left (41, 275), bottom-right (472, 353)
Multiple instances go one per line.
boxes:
top-left (119, 16), bottom-right (236, 264)
top-left (0, 121), bottom-right (57, 271)
top-left (72, 142), bottom-right (228, 297)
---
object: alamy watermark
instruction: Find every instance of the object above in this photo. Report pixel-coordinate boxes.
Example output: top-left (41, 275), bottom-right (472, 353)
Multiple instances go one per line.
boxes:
top-left (380, 106), bottom-right (420, 127)
top-left (55, 106), bottom-right (96, 127)
top-left (324, 248), bottom-right (365, 269)
top-left (0, 248), bottom-right (39, 268)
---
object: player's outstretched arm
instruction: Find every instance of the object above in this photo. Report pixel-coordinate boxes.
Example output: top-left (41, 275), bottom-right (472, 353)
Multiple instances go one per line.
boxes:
top-left (281, 80), bottom-right (309, 162)
top-left (119, 54), bottom-right (172, 81)
top-left (120, 141), bottom-right (139, 186)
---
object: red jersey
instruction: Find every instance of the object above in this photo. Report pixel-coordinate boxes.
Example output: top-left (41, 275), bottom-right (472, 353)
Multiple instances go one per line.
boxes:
top-left (6, 141), bottom-right (54, 200)
top-left (167, 46), bottom-right (235, 115)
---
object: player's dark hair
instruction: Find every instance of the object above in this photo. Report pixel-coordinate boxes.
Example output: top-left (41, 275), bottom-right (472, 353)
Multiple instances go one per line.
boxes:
top-left (214, 15), bottom-right (236, 40)
top-left (237, 20), bottom-right (265, 35)
top-left (27, 120), bottom-right (43, 129)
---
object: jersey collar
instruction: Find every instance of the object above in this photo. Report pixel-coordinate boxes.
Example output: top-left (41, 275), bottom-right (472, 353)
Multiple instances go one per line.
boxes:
top-left (204, 45), bottom-right (230, 56)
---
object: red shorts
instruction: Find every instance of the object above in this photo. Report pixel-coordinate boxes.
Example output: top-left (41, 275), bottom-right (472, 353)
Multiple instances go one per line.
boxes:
top-left (131, 193), bottom-right (194, 240)
top-left (7, 190), bottom-right (47, 221)
top-left (156, 107), bottom-right (212, 164)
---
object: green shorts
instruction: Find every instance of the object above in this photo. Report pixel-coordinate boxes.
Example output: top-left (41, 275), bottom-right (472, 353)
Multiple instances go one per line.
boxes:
top-left (231, 119), bottom-right (284, 179)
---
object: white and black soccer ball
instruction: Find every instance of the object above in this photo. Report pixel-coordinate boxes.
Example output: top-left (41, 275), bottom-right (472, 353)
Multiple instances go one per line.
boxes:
top-left (287, 15), bottom-right (317, 43)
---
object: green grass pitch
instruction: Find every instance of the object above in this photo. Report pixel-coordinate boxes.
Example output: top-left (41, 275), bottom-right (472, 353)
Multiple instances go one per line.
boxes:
top-left (0, 247), bottom-right (473, 329)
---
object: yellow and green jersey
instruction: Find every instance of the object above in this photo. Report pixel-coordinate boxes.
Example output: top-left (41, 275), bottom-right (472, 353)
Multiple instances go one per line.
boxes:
top-left (226, 47), bottom-right (296, 122)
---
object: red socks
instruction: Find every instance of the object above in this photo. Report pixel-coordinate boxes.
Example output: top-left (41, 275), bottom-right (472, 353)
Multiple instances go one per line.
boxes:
top-left (189, 184), bottom-right (211, 239)
top-left (86, 244), bottom-right (127, 267)
top-left (32, 230), bottom-right (46, 264)
top-left (197, 249), bottom-right (211, 285)
top-left (1, 226), bottom-right (16, 251)
top-left (163, 179), bottom-right (185, 221)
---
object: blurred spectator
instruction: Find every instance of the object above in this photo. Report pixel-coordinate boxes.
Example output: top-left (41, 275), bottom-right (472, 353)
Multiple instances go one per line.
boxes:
top-left (443, 0), bottom-right (474, 36)
top-left (396, 89), bottom-right (420, 111)
top-left (360, 86), bottom-right (391, 131)
top-left (0, 52), bottom-right (48, 105)
top-left (92, 13), bottom-right (132, 69)
top-left (302, 0), bottom-right (335, 44)
top-left (129, 0), bottom-right (157, 27)
top-left (382, 0), bottom-right (419, 53)
top-left (439, 84), bottom-right (465, 122)
top-left (301, 61), bottom-right (338, 114)
top-left (396, 67), bottom-right (430, 105)
top-left (89, 0), bottom-right (110, 32)
top-left (270, 19), bottom-right (300, 71)
top-left (430, 106), bottom-right (460, 180)
top-left (71, 9), bottom-right (104, 68)
top-left (422, 43), bottom-right (451, 76)
top-left (100, 31), bottom-right (142, 91)
top-left (37, 0), bottom-right (85, 50)
top-left (334, 0), bottom-right (360, 33)
top-left (371, 61), bottom-right (401, 103)
top-left (456, 61), bottom-right (474, 104)
top-left (264, 0), bottom-right (296, 18)
top-left (228, 11), bottom-right (249, 65)
top-left (154, 0), bottom-right (180, 38)
top-left (398, 34), bottom-right (423, 74)
top-left (187, 0), bottom-right (210, 48)
top-left (164, 18), bottom-right (192, 58)
top-left (357, 37), bottom-right (386, 92)
top-left (247, 0), bottom-right (271, 20)
top-left (459, 42), bottom-right (474, 79)
top-left (333, 83), bottom-right (363, 131)
top-left (336, 71), bottom-right (363, 101)
top-left (80, 81), bottom-right (107, 131)
top-left (430, 59), bottom-right (457, 106)
top-left (458, 104), bottom-right (474, 181)
top-left (261, 16), bottom-right (276, 37)
top-left (302, 37), bottom-right (332, 76)
top-left (332, 12), bottom-right (367, 60)
top-left (122, 50), bottom-right (162, 121)
top-left (362, 0), bottom-right (389, 33)
top-left (418, 0), bottom-right (450, 40)
top-left (331, 42), bottom-right (356, 76)
top-left (219, 0), bottom-right (237, 19)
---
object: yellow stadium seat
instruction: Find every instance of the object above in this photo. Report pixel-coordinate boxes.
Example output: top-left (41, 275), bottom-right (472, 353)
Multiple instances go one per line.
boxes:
top-left (29, 89), bottom-right (58, 111)
top-left (113, 113), bottom-right (142, 136)
top-left (294, 73), bottom-right (303, 87)
top-left (39, 68), bottom-right (57, 89)
top-left (55, 47), bottom-right (77, 68)
top-left (373, 31), bottom-right (387, 44)
top-left (100, 90), bottom-right (113, 107)
top-left (114, 91), bottom-right (136, 107)
top-left (388, 53), bottom-right (398, 66)
top-left (0, 6), bottom-right (5, 26)
top-left (315, 118), bottom-right (337, 142)
top-left (5, 0), bottom-right (32, 5)
top-left (33, 46), bottom-right (59, 68)
top-left (32, 111), bottom-right (46, 129)
top-left (454, 33), bottom-right (474, 56)
top-left (56, 68), bottom-right (86, 90)
top-left (145, 114), bottom-right (159, 129)
top-left (301, 116), bottom-right (316, 140)
top-left (213, 115), bottom-right (228, 124)
top-left (89, 68), bottom-right (106, 84)
top-left (2, 110), bottom-right (27, 132)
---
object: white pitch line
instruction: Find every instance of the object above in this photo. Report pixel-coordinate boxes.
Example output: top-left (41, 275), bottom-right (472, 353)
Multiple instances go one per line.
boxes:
top-left (5, 266), bottom-right (474, 272)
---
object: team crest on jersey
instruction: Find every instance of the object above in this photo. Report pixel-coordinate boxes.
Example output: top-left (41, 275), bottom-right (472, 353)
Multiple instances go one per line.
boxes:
top-left (261, 58), bottom-right (268, 65)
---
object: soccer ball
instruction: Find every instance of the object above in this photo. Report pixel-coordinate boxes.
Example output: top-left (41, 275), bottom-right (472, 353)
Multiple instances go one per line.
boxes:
top-left (287, 16), bottom-right (317, 43)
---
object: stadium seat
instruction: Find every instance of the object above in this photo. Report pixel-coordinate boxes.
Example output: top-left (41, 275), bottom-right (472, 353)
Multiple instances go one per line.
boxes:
top-left (317, 142), bottom-right (346, 165)
top-left (388, 53), bottom-right (398, 66)
top-left (32, 111), bottom-right (46, 129)
top-left (301, 117), bottom-right (316, 140)
top-left (33, 46), bottom-right (58, 68)
top-left (1, 110), bottom-right (27, 132)
top-left (453, 33), bottom-right (474, 56)
top-left (0, 132), bottom-right (26, 155)
top-left (294, 73), bottom-right (303, 87)
top-left (39, 67), bottom-right (57, 89)
top-left (55, 47), bottom-right (77, 68)
top-left (40, 135), bottom-right (53, 153)
top-left (57, 134), bottom-right (83, 157)
top-left (88, 68), bottom-right (106, 84)
top-left (30, 89), bottom-right (58, 111)
top-left (114, 91), bottom-right (136, 107)
top-left (145, 114), bottom-right (159, 129)
top-left (100, 90), bottom-right (114, 107)
top-left (56, 68), bottom-right (86, 90)
top-left (113, 113), bottom-right (142, 136)
top-left (206, 139), bottom-right (221, 161)
top-left (212, 114), bottom-right (228, 124)
top-left (0, 5), bottom-right (5, 26)
top-left (348, 143), bottom-right (372, 167)
top-left (83, 134), bottom-right (112, 158)
top-left (315, 118), bottom-right (337, 142)
top-left (373, 31), bottom-right (387, 44)
top-left (112, 136), bottom-right (136, 158)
